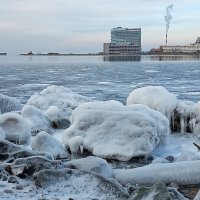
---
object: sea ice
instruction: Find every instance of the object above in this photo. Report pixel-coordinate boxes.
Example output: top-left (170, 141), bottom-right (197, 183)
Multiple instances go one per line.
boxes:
top-left (0, 112), bottom-right (31, 145)
top-left (63, 100), bottom-right (169, 161)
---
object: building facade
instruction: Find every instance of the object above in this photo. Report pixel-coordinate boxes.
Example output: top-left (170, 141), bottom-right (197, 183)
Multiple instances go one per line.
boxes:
top-left (161, 44), bottom-right (200, 53)
top-left (104, 27), bottom-right (141, 55)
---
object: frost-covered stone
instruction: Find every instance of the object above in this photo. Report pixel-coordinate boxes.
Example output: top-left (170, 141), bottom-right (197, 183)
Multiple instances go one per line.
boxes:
top-left (114, 160), bottom-right (200, 186)
top-left (63, 101), bottom-right (169, 161)
top-left (31, 131), bottom-right (68, 159)
top-left (33, 168), bottom-right (129, 199)
top-left (27, 85), bottom-right (92, 123)
top-left (175, 150), bottom-right (200, 162)
top-left (0, 94), bottom-right (22, 114)
top-left (126, 86), bottom-right (177, 119)
top-left (130, 182), bottom-right (171, 200)
top-left (66, 156), bottom-right (113, 178)
top-left (0, 127), bottom-right (6, 140)
top-left (21, 105), bottom-right (54, 135)
top-left (0, 113), bottom-right (31, 145)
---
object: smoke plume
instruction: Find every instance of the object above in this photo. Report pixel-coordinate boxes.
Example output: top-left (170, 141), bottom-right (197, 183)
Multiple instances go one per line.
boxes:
top-left (165, 4), bottom-right (173, 45)
top-left (165, 5), bottom-right (173, 34)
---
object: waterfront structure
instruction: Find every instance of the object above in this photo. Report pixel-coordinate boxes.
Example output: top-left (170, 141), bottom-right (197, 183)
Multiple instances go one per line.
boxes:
top-left (104, 27), bottom-right (141, 55)
top-left (160, 37), bottom-right (200, 54)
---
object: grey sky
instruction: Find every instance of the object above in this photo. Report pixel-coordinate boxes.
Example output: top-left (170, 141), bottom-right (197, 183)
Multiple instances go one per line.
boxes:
top-left (0, 0), bottom-right (199, 54)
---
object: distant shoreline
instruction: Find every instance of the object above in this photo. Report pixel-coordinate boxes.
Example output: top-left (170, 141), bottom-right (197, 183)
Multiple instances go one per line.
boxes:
top-left (20, 53), bottom-right (200, 56)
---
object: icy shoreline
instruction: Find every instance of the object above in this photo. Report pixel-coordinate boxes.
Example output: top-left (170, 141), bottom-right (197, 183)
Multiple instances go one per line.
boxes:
top-left (1, 85), bottom-right (200, 199)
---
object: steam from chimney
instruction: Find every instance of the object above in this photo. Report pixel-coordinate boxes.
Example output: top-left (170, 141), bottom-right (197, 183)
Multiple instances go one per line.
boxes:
top-left (165, 4), bottom-right (173, 45)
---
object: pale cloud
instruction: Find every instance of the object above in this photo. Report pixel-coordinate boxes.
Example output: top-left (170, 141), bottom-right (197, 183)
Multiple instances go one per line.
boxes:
top-left (0, 0), bottom-right (200, 53)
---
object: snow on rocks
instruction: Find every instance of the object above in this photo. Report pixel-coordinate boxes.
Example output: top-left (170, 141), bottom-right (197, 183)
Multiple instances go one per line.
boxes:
top-left (0, 94), bottom-right (22, 114)
top-left (21, 105), bottom-right (54, 135)
top-left (31, 131), bottom-right (69, 159)
top-left (66, 156), bottom-right (113, 178)
top-left (175, 150), bottom-right (200, 162)
top-left (126, 86), bottom-right (177, 119)
top-left (26, 85), bottom-right (92, 127)
top-left (0, 127), bottom-right (6, 140)
top-left (114, 160), bottom-right (200, 186)
top-left (63, 100), bottom-right (169, 161)
top-left (0, 113), bottom-right (31, 145)
top-left (33, 168), bottom-right (129, 199)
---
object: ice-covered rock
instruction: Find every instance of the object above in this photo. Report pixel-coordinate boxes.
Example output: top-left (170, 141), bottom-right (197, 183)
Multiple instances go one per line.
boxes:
top-left (21, 105), bottom-right (54, 135)
top-left (27, 85), bottom-right (92, 124)
top-left (0, 113), bottom-right (31, 145)
top-left (0, 94), bottom-right (22, 114)
top-left (33, 168), bottom-right (129, 199)
top-left (31, 131), bottom-right (68, 159)
top-left (64, 135), bottom-right (84, 155)
top-left (114, 160), bottom-right (200, 186)
top-left (126, 86), bottom-right (177, 120)
top-left (0, 127), bottom-right (6, 140)
top-left (63, 101), bottom-right (169, 161)
top-left (151, 157), bottom-right (170, 164)
top-left (175, 150), bottom-right (200, 162)
top-left (66, 156), bottom-right (113, 178)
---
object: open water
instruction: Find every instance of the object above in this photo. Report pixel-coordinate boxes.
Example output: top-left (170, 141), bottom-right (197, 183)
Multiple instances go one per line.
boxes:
top-left (1, 55), bottom-right (200, 105)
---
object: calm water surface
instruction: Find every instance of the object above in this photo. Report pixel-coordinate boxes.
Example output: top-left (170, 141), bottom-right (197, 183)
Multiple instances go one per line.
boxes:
top-left (0, 55), bottom-right (200, 105)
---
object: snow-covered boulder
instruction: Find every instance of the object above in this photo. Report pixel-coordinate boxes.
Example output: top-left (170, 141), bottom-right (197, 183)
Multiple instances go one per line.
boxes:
top-left (66, 156), bottom-right (113, 178)
top-left (0, 113), bottom-right (31, 145)
top-left (114, 160), bottom-right (200, 186)
top-left (175, 150), bottom-right (200, 162)
top-left (0, 127), bottom-right (6, 140)
top-left (126, 86), bottom-right (177, 119)
top-left (21, 105), bottom-right (54, 135)
top-left (63, 101), bottom-right (169, 161)
top-left (26, 85), bottom-right (92, 126)
top-left (31, 131), bottom-right (68, 159)
top-left (0, 94), bottom-right (22, 114)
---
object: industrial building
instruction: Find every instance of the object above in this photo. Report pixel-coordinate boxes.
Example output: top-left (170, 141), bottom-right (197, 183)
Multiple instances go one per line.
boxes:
top-left (160, 37), bottom-right (200, 54)
top-left (103, 27), bottom-right (141, 55)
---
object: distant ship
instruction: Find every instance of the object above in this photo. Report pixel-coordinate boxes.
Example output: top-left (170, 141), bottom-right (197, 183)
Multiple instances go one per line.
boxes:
top-left (0, 53), bottom-right (7, 55)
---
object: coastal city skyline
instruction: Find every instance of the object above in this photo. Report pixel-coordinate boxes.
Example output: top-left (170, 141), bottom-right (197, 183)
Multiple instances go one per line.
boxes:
top-left (0, 0), bottom-right (200, 54)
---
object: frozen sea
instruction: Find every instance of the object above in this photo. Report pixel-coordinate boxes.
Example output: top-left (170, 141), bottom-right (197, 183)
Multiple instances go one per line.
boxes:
top-left (1, 54), bottom-right (200, 158)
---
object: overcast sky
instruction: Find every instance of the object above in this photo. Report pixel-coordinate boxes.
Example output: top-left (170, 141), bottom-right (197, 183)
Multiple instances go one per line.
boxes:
top-left (0, 0), bottom-right (199, 54)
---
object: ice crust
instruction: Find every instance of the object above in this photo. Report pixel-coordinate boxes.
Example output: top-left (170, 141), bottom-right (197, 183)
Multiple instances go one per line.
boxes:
top-left (27, 85), bottom-right (92, 121)
top-left (0, 94), bottom-right (22, 114)
top-left (114, 160), bottom-right (200, 185)
top-left (63, 100), bottom-right (169, 161)
top-left (31, 131), bottom-right (68, 159)
top-left (126, 86), bottom-right (177, 119)
top-left (0, 112), bottom-right (31, 145)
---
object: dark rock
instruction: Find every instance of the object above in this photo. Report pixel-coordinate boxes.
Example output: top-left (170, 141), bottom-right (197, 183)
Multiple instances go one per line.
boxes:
top-left (16, 184), bottom-right (23, 190)
top-left (50, 118), bottom-right (71, 129)
top-left (3, 189), bottom-right (14, 194)
top-left (130, 182), bottom-right (171, 200)
top-left (8, 176), bottom-right (18, 183)
top-left (1, 174), bottom-right (8, 181)
top-left (165, 155), bottom-right (175, 163)
top-left (33, 168), bottom-right (129, 199)
top-left (13, 156), bottom-right (60, 175)
top-left (0, 140), bottom-right (22, 154)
